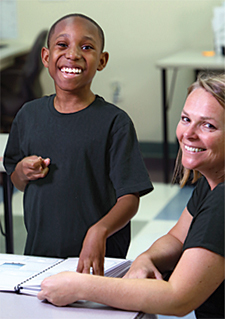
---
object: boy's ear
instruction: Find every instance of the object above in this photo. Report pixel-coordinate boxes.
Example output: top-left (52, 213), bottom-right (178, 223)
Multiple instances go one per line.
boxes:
top-left (97, 51), bottom-right (109, 71)
top-left (41, 47), bottom-right (50, 68)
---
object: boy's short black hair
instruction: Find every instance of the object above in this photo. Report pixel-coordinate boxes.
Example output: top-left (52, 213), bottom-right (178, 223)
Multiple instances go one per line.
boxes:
top-left (47, 13), bottom-right (105, 52)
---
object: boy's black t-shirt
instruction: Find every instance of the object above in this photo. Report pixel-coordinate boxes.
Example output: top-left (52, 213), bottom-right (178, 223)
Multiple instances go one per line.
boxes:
top-left (184, 177), bottom-right (224, 318)
top-left (4, 95), bottom-right (153, 258)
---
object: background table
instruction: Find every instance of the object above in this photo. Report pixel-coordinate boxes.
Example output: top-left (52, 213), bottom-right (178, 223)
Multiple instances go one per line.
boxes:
top-left (156, 50), bottom-right (225, 183)
top-left (0, 42), bottom-right (30, 70)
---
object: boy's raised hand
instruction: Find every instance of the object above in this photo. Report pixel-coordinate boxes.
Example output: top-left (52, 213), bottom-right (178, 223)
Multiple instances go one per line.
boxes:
top-left (11, 155), bottom-right (50, 192)
top-left (20, 155), bottom-right (50, 180)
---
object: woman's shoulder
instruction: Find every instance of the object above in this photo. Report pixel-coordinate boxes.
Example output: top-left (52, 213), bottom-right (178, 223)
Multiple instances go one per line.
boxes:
top-left (187, 176), bottom-right (224, 215)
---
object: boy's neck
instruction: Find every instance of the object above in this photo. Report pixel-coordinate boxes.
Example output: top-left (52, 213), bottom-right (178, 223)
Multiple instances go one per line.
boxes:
top-left (54, 91), bottom-right (96, 114)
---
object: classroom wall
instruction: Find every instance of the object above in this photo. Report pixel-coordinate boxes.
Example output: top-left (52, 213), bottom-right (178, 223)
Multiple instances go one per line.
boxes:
top-left (16, 0), bottom-right (222, 143)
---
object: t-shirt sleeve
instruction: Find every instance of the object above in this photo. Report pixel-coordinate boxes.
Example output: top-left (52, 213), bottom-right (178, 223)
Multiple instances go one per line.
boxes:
top-left (108, 114), bottom-right (153, 198)
top-left (184, 178), bottom-right (224, 257)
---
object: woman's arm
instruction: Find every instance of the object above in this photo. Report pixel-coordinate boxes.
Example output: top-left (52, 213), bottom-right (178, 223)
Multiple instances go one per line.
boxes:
top-left (125, 207), bottom-right (193, 279)
top-left (77, 193), bottom-right (139, 275)
top-left (38, 246), bottom-right (224, 316)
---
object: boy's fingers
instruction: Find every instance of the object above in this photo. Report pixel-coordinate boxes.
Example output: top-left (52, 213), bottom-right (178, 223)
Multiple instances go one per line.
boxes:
top-left (76, 260), bottom-right (84, 273)
top-left (31, 157), bottom-right (50, 175)
top-left (43, 158), bottom-right (51, 166)
top-left (31, 160), bottom-right (41, 170)
top-left (81, 260), bottom-right (91, 274)
top-left (77, 259), bottom-right (91, 274)
top-left (41, 167), bottom-right (49, 175)
top-left (92, 259), bottom-right (104, 275)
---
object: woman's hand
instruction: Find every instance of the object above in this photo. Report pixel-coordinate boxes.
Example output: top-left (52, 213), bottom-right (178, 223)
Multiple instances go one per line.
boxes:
top-left (37, 271), bottom-right (81, 306)
top-left (124, 253), bottom-right (163, 280)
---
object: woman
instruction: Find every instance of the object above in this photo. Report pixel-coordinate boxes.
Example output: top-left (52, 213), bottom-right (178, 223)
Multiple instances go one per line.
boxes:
top-left (38, 73), bottom-right (225, 318)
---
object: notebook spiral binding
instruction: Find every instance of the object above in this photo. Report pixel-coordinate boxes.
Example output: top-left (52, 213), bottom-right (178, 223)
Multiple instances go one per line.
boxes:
top-left (14, 259), bottom-right (64, 293)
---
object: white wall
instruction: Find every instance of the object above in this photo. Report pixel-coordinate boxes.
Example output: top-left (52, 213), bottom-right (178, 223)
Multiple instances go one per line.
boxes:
top-left (16, 0), bottom-right (222, 142)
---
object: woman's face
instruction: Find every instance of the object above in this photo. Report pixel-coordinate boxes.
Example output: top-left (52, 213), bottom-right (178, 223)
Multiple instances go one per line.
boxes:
top-left (176, 88), bottom-right (225, 184)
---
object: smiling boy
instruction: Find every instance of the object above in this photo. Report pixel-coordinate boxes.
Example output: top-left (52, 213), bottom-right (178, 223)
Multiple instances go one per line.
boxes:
top-left (43, 14), bottom-right (108, 113)
top-left (4, 14), bottom-right (153, 275)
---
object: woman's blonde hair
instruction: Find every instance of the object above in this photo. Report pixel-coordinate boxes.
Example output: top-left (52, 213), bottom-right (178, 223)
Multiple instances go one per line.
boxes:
top-left (172, 72), bottom-right (225, 188)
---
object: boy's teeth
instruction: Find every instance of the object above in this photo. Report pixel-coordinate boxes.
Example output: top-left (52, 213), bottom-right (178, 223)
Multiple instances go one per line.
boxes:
top-left (185, 145), bottom-right (204, 152)
top-left (61, 67), bottom-right (82, 74)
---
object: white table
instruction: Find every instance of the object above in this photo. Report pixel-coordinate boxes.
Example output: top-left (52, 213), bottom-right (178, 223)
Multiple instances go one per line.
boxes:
top-left (0, 292), bottom-right (156, 319)
top-left (156, 50), bottom-right (225, 70)
top-left (0, 134), bottom-right (13, 253)
top-left (156, 50), bottom-right (225, 183)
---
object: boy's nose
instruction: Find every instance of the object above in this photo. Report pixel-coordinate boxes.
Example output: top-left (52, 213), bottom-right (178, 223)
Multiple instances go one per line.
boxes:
top-left (66, 46), bottom-right (82, 60)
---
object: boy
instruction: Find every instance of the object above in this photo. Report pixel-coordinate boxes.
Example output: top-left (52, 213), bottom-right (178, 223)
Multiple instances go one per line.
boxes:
top-left (4, 14), bottom-right (153, 275)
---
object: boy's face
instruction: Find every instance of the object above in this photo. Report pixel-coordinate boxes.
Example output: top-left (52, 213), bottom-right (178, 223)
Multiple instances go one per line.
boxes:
top-left (41, 16), bottom-right (108, 94)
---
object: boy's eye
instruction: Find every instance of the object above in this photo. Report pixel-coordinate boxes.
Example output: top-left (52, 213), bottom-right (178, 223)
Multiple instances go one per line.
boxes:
top-left (57, 42), bottom-right (67, 48)
top-left (82, 45), bottom-right (93, 50)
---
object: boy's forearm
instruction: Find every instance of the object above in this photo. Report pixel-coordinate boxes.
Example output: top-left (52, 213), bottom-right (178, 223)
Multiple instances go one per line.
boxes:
top-left (92, 193), bottom-right (139, 239)
top-left (11, 163), bottom-right (29, 192)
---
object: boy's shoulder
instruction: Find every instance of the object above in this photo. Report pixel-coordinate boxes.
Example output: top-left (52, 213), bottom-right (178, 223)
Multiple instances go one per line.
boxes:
top-left (18, 94), bottom-right (55, 115)
top-left (95, 95), bottom-right (128, 116)
top-left (24, 94), bottom-right (55, 108)
top-left (93, 95), bottom-right (133, 128)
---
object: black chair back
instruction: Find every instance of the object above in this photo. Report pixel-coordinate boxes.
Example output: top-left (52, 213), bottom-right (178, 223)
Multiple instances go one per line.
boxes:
top-left (0, 30), bottom-right (48, 132)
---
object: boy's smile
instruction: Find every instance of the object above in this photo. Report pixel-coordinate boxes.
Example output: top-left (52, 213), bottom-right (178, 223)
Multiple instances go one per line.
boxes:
top-left (41, 16), bottom-right (108, 106)
top-left (61, 67), bottom-right (82, 75)
top-left (60, 66), bottom-right (83, 80)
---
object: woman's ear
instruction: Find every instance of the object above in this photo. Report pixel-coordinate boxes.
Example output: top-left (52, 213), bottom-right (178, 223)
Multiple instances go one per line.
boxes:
top-left (41, 47), bottom-right (50, 68)
top-left (97, 51), bottom-right (109, 71)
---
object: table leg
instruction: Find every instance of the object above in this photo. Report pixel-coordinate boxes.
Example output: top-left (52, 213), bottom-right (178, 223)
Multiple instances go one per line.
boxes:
top-left (161, 69), bottom-right (169, 183)
top-left (2, 172), bottom-right (14, 253)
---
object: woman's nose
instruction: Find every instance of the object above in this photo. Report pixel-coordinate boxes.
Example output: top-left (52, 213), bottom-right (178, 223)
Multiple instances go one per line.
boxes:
top-left (183, 125), bottom-right (198, 139)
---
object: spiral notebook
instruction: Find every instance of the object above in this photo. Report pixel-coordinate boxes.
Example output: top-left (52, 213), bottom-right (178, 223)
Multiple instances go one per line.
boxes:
top-left (0, 253), bottom-right (132, 296)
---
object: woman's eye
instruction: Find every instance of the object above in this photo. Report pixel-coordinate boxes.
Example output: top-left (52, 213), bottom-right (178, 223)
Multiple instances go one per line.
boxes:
top-left (181, 116), bottom-right (190, 123)
top-left (204, 123), bottom-right (216, 130)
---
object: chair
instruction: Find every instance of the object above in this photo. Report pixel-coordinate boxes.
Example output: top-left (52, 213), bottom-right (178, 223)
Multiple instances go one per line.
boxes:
top-left (0, 30), bottom-right (48, 132)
